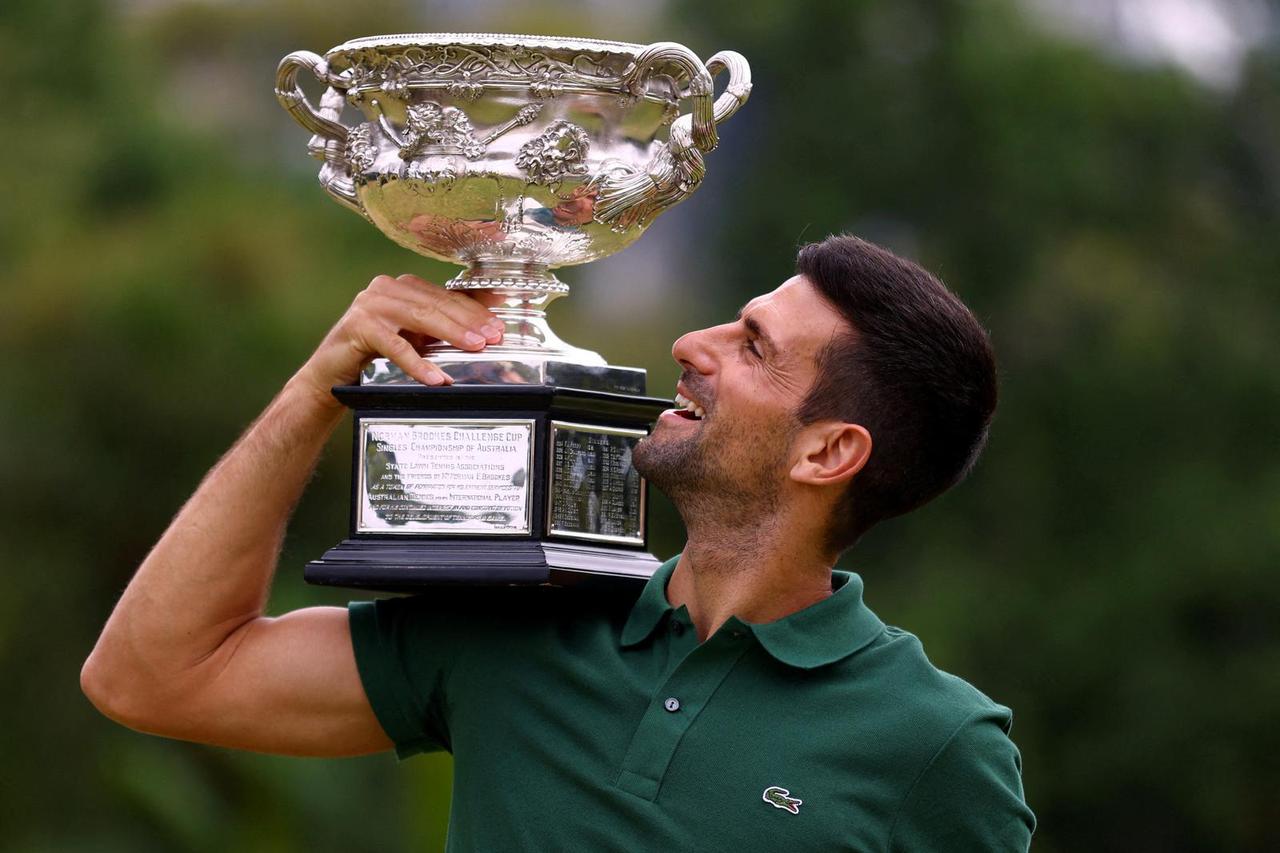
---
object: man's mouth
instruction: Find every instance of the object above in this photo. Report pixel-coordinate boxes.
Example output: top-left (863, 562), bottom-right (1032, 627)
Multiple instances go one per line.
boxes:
top-left (673, 391), bottom-right (705, 420)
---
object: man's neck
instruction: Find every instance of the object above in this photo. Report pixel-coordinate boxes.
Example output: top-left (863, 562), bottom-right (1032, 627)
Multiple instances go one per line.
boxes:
top-left (665, 530), bottom-right (835, 642)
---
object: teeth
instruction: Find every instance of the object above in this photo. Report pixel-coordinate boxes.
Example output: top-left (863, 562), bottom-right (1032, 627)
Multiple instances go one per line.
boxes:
top-left (673, 391), bottom-right (705, 419)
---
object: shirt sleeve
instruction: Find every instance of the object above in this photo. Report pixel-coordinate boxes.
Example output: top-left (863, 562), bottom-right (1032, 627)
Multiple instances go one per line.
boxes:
top-left (349, 596), bottom-right (460, 759)
top-left (887, 708), bottom-right (1036, 852)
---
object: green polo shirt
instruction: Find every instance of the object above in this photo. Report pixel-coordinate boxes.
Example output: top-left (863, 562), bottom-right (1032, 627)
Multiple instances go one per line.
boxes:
top-left (349, 556), bottom-right (1034, 851)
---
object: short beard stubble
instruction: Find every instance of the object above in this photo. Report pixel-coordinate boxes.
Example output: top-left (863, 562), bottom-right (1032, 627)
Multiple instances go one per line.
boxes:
top-left (633, 404), bottom-right (797, 534)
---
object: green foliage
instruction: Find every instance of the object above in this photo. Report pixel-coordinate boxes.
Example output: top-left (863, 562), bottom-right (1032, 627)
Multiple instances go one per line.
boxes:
top-left (1, 0), bottom-right (1276, 850)
top-left (1, 0), bottom-right (456, 849)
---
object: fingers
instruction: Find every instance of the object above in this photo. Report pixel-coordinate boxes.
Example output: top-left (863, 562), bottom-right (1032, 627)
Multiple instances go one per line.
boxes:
top-left (374, 274), bottom-right (505, 344)
top-left (359, 290), bottom-right (498, 353)
top-left (343, 274), bottom-right (507, 388)
top-left (467, 289), bottom-right (510, 310)
top-left (365, 323), bottom-right (451, 386)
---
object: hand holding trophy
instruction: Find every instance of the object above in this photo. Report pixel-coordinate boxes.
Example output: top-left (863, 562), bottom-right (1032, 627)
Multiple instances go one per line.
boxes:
top-left (275, 34), bottom-right (751, 588)
top-left (296, 274), bottom-right (506, 394)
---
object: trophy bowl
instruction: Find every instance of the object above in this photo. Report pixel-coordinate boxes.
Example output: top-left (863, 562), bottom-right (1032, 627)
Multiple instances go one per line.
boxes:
top-left (277, 34), bottom-right (751, 384)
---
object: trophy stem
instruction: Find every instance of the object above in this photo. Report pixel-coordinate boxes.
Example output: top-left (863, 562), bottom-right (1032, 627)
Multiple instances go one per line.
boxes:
top-left (437, 260), bottom-right (599, 362)
top-left (361, 258), bottom-right (648, 389)
top-left (445, 260), bottom-right (570, 296)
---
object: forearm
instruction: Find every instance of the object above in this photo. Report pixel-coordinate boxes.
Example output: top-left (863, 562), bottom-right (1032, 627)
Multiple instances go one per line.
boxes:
top-left (83, 373), bottom-right (345, 706)
top-left (82, 273), bottom-right (502, 740)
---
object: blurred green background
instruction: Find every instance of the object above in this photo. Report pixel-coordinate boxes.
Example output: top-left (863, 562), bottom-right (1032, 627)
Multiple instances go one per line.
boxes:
top-left (2, 0), bottom-right (1278, 850)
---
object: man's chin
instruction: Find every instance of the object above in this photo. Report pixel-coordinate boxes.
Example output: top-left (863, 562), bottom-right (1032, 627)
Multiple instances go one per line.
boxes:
top-left (633, 431), bottom-right (698, 485)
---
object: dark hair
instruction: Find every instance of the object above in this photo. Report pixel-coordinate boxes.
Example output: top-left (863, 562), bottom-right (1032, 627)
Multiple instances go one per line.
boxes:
top-left (795, 234), bottom-right (997, 551)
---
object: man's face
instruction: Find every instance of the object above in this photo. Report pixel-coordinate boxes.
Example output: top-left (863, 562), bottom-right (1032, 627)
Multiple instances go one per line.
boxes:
top-left (633, 275), bottom-right (848, 512)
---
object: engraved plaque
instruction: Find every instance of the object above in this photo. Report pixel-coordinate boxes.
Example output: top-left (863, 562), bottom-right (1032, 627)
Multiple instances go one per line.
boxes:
top-left (358, 419), bottom-right (534, 534)
top-left (547, 420), bottom-right (646, 545)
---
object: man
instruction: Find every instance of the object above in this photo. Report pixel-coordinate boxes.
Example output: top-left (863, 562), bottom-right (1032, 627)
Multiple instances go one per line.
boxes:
top-left (82, 235), bottom-right (1035, 850)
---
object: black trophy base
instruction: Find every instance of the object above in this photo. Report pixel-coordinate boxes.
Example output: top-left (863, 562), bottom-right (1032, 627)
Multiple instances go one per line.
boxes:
top-left (305, 539), bottom-right (661, 592)
top-left (306, 382), bottom-right (671, 592)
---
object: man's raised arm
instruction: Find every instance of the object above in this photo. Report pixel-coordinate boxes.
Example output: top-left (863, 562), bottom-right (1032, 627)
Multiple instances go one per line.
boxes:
top-left (80, 274), bottom-right (504, 756)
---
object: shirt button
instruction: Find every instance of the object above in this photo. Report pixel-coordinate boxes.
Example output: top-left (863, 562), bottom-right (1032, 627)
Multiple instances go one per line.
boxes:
top-left (663, 697), bottom-right (681, 713)
top-left (669, 620), bottom-right (685, 636)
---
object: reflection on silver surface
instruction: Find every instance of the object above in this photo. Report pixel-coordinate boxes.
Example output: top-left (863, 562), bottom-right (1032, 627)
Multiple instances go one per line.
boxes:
top-left (547, 420), bottom-right (646, 546)
top-left (276, 34), bottom-right (751, 376)
top-left (358, 419), bottom-right (534, 534)
top-left (360, 355), bottom-right (647, 394)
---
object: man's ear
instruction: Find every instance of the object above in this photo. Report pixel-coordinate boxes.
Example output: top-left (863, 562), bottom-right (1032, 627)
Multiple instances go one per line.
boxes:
top-left (789, 422), bottom-right (872, 487)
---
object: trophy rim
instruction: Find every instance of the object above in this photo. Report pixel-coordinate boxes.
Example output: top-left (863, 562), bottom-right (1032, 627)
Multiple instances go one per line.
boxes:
top-left (328, 32), bottom-right (648, 59)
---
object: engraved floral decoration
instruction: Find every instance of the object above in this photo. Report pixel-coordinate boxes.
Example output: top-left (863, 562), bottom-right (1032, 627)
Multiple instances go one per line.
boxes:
top-left (378, 68), bottom-right (411, 98)
top-left (404, 161), bottom-right (458, 190)
top-left (530, 70), bottom-right (564, 99)
top-left (342, 43), bottom-right (630, 95)
top-left (515, 121), bottom-right (591, 187)
top-left (344, 123), bottom-right (377, 172)
top-left (508, 104), bottom-right (544, 128)
top-left (446, 70), bottom-right (484, 101)
top-left (402, 102), bottom-right (486, 160)
top-left (589, 135), bottom-right (708, 232)
top-left (380, 100), bottom-right (547, 184)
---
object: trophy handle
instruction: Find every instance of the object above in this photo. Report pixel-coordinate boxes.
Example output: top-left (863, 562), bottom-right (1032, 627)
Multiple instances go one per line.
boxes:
top-left (706, 50), bottom-right (753, 126)
top-left (590, 45), bottom-right (752, 231)
top-left (275, 51), bottom-right (367, 218)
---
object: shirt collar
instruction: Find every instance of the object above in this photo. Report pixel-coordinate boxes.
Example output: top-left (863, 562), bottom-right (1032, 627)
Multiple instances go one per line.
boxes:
top-left (620, 553), bottom-right (885, 669)
top-left (620, 555), bottom-right (681, 647)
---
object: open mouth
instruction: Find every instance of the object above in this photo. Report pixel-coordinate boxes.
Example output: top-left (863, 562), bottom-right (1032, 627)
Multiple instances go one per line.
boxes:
top-left (673, 391), bottom-right (705, 420)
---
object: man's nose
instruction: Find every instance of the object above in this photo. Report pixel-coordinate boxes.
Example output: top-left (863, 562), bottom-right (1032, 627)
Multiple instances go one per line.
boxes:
top-left (671, 326), bottom-right (719, 376)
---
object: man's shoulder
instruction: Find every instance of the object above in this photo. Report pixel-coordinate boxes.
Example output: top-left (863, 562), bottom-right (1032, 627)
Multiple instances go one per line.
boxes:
top-left (849, 627), bottom-right (1034, 848)
top-left (829, 622), bottom-right (1015, 749)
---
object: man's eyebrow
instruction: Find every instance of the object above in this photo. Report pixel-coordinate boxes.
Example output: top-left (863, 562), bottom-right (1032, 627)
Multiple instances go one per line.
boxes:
top-left (735, 303), bottom-right (778, 356)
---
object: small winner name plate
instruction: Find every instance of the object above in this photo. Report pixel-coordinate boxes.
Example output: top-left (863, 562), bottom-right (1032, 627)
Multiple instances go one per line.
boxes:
top-left (358, 419), bottom-right (534, 534)
top-left (548, 420), bottom-right (646, 546)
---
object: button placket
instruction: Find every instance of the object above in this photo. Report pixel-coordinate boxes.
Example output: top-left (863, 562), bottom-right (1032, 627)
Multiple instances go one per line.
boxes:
top-left (613, 632), bottom-right (753, 801)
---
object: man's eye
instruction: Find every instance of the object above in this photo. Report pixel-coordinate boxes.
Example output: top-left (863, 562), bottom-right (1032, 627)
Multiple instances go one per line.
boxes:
top-left (745, 339), bottom-right (762, 358)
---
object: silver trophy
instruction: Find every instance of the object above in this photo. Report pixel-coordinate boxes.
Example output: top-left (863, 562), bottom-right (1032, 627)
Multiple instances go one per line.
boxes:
top-left (276, 34), bottom-right (751, 587)
top-left (277, 33), bottom-right (750, 391)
